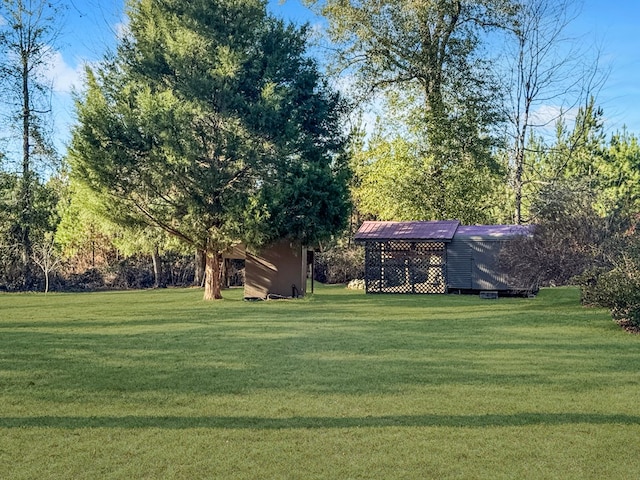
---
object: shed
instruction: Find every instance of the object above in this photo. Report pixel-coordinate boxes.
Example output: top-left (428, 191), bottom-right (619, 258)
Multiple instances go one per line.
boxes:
top-left (354, 221), bottom-right (533, 295)
top-left (224, 240), bottom-right (311, 300)
top-left (447, 224), bottom-right (533, 294)
top-left (355, 220), bottom-right (459, 294)
top-left (244, 239), bottom-right (309, 299)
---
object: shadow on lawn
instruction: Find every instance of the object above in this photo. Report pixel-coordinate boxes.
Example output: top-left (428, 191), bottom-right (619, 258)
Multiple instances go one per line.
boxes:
top-left (1, 413), bottom-right (639, 430)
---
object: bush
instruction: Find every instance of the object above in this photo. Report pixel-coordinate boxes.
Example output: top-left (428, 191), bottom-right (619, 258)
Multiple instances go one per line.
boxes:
top-left (65, 268), bottom-right (106, 291)
top-left (314, 245), bottom-right (364, 284)
top-left (578, 267), bottom-right (640, 330)
top-left (500, 182), bottom-right (617, 289)
top-left (109, 257), bottom-right (155, 289)
top-left (576, 225), bottom-right (640, 331)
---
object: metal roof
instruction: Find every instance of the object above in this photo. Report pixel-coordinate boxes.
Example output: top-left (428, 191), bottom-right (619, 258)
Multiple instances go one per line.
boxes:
top-left (455, 224), bottom-right (534, 239)
top-left (354, 221), bottom-right (533, 242)
top-left (354, 220), bottom-right (461, 242)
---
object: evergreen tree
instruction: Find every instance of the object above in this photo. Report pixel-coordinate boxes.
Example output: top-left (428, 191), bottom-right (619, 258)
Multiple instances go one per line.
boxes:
top-left (598, 129), bottom-right (640, 216)
top-left (70, 0), bottom-right (350, 300)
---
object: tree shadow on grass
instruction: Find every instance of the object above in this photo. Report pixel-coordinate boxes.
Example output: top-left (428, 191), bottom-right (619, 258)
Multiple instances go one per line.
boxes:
top-left (1, 413), bottom-right (639, 430)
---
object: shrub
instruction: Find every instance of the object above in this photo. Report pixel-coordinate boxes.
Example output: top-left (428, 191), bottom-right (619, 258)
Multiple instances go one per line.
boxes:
top-left (314, 245), bottom-right (364, 284)
top-left (576, 224), bottom-right (640, 331)
top-left (500, 181), bottom-right (617, 289)
top-left (109, 257), bottom-right (155, 289)
top-left (578, 267), bottom-right (640, 330)
top-left (65, 268), bottom-right (106, 291)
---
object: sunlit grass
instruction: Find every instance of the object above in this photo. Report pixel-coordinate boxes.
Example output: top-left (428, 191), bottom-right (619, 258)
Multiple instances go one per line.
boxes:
top-left (1, 285), bottom-right (639, 479)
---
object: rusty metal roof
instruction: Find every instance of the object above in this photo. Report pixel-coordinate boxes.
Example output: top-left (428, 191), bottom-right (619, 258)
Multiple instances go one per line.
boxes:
top-left (354, 220), bottom-right (461, 242)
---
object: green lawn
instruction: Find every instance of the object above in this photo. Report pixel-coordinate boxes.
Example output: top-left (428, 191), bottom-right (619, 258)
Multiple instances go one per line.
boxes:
top-left (1, 285), bottom-right (638, 479)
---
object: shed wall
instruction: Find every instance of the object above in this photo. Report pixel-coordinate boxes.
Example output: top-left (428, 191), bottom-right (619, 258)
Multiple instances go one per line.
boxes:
top-left (446, 238), bottom-right (510, 291)
top-left (244, 240), bottom-right (307, 299)
top-left (446, 239), bottom-right (473, 290)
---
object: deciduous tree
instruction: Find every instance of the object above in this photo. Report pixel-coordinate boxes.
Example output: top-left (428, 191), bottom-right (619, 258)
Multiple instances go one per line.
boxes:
top-left (503, 0), bottom-right (603, 223)
top-left (500, 180), bottom-right (614, 290)
top-left (0, 0), bottom-right (62, 287)
top-left (31, 231), bottom-right (61, 293)
top-left (351, 130), bottom-right (503, 223)
top-left (313, 0), bottom-right (512, 219)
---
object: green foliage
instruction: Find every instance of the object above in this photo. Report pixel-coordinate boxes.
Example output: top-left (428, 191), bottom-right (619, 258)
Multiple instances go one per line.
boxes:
top-left (57, 179), bottom-right (177, 259)
top-left (312, 0), bottom-right (509, 224)
top-left (515, 98), bottom-right (607, 222)
top-left (0, 172), bottom-right (21, 288)
top-left (503, 0), bottom-right (603, 224)
top-left (519, 100), bottom-right (640, 222)
top-left (352, 132), bottom-right (504, 223)
top-left (597, 129), bottom-right (640, 216)
top-left (0, 0), bottom-right (64, 288)
top-left (56, 178), bottom-right (197, 289)
top-left (559, 100), bottom-right (607, 181)
top-left (578, 267), bottom-right (640, 329)
top-left (0, 171), bottom-right (62, 289)
top-left (70, 0), bottom-right (350, 298)
top-left (577, 223), bottom-right (640, 329)
top-left (317, 0), bottom-right (512, 106)
top-left (314, 245), bottom-right (364, 284)
top-left (56, 180), bottom-right (115, 261)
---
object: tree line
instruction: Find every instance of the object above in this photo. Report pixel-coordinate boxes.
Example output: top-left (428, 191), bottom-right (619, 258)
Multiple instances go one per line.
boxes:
top-left (1, 0), bottom-right (639, 303)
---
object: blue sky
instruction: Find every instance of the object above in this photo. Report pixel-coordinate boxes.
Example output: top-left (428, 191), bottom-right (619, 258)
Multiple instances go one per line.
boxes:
top-left (570, 0), bottom-right (640, 133)
top-left (47, 0), bottom-right (640, 155)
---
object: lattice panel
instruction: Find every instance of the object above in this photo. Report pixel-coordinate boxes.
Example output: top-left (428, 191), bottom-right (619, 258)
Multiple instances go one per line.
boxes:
top-left (364, 241), bottom-right (446, 294)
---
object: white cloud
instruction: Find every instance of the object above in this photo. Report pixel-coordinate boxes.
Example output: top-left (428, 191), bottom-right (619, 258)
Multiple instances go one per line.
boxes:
top-left (529, 105), bottom-right (579, 128)
top-left (43, 50), bottom-right (86, 95)
top-left (114, 19), bottom-right (130, 41)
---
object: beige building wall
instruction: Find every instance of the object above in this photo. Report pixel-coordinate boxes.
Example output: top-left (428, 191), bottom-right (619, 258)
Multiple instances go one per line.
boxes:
top-left (244, 240), bottom-right (307, 299)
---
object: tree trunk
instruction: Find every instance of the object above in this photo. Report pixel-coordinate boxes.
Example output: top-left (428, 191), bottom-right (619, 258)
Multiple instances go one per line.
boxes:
top-left (514, 169), bottom-right (523, 225)
top-left (513, 122), bottom-right (528, 225)
top-left (151, 245), bottom-right (164, 288)
top-left (203, 249), bottom-right (223, 300)
top-left (194, 249), bottom-right (206, 287)
top-left (20, 50), bottom-right (32, 289)
top-left (222, 258), bottom-right (229, 289)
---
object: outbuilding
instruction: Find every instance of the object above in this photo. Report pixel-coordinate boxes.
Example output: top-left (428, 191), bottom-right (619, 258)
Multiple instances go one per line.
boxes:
top-left (354, 220), bottom-right (534, 295)
top-left (224, 240), bottom-right (312, 300)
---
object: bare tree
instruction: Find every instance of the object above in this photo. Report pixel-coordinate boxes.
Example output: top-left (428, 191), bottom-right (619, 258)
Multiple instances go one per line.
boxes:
top-left (504, 0), bottom-right (604, 224)
top-left (32, 232), bottom-right (61, 293)
top-left (500, 180), bottom-right (614, 290)
top-left (0, 0), bottom-right (63, 288)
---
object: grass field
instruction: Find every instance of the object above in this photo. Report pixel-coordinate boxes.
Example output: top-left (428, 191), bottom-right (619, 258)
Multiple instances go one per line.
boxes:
top-left (1, 285), bottom-right (639, 479)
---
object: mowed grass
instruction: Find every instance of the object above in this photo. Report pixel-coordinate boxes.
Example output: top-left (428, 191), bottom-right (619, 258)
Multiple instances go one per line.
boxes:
top-left (1, 285), bottom-right (639, 479)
